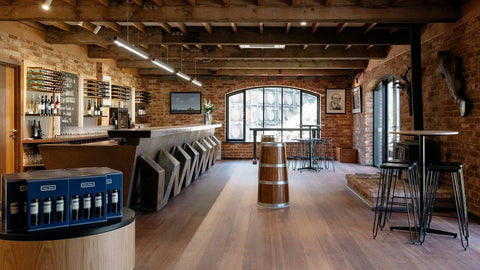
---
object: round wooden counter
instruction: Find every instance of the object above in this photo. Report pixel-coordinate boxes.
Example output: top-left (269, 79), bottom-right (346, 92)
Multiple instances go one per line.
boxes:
top-left (0, 208), bottom-right (135, 270)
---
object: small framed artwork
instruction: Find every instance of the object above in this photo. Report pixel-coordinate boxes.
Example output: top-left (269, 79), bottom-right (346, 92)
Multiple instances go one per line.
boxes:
top-left (170, 92), bottom-right (202, 114)
top-left (325, 89), bottom-right (346, 114)
top-left (351, 86), bottom-right (362, 114)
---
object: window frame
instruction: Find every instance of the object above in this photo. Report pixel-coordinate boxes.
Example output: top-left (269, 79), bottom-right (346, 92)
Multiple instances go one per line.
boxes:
top-left (226, 86), bottom-right (320, 142)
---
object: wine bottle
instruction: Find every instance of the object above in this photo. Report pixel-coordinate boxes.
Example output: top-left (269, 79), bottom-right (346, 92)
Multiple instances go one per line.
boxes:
top-left (112, 189), bottom-right (119, 213)
top-left (36, 95), bottom-right (41, 114)
top-left (71, 195), bottom-right (80, 220)
top-left (43, 197), bottom-right (52, 224)
top-left (37, 121), bottom-right (42, 139)
top-left (45, 96), bottom-right (50, 115)
top-left (106, 191), bottom-right (110, 214)
top-left (50, 96), bottom-right (54, 115)
top-left (83, 194), bottom-right (92, 219)
top-left (30, 198), bottom-right (39, 226)
top-left (56, 196), bottom-right (65, 223)
top-left (87, 100), bottom-right (92, 116)
top-left (55, 97), bottom-right (60, 115)
top-left (95, 193), bottom-right (103, 217)
top-left (40, 96), bottom-right (45, 115)
top-left (31, 120), bottom-right (36, 139)
top-left (10, 201), bottom-right (19, 227)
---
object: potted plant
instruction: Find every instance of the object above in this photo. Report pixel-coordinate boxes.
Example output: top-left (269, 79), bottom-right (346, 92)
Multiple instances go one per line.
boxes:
top-left (202, 98), bottom-right (215, 125)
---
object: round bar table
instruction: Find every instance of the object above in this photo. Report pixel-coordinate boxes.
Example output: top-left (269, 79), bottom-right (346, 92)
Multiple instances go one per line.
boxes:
top-left (389, 130), bottom-right (458, 240)
top-left (0, 208), bottom-right (135, 270)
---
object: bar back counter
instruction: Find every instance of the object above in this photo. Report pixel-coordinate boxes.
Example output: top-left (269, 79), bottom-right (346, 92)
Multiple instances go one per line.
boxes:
top-left (39, 124), bottom-right (221, 209)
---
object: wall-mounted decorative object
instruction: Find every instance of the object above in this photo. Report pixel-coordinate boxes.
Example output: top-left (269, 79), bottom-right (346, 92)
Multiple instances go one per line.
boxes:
top-left (325, 89), bottom-right (346, 114)
top-left (170, 92), bottom-right (201, 114)
top-left (351, 86), bottom-right (362, 114)
top-left (394, 67), bottom-right (413, 116)
top-left (438, 51), bottom-right (467, 117)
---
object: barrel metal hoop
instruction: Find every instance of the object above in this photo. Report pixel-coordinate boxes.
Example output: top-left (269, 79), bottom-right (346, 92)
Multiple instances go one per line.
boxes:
top-left (259, 163), bottom-right (287, 168)
top-left (260, 143), bottom-right (285, 147)
top-left (259, 180), bottom-right (288, 185)
top-left (257, 202), bottom-right (290, 209)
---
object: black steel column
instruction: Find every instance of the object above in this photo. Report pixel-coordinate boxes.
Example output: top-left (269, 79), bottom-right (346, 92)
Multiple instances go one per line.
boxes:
top-left (410, 25), bottom-right (424, 130)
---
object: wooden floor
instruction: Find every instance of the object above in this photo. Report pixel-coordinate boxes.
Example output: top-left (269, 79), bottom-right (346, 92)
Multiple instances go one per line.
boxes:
top-left (134, 160), bottom-right (480, 270)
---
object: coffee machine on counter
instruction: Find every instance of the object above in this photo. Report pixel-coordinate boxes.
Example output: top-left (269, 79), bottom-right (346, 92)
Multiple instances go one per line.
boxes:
top-left (109, 108), bottom-right (130, 129)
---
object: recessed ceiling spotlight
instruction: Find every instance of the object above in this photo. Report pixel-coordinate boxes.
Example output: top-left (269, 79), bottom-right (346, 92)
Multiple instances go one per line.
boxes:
top-left (300, 21), bottom-right (307, 26)
top-left (42, 0), bottom-right (53, 10)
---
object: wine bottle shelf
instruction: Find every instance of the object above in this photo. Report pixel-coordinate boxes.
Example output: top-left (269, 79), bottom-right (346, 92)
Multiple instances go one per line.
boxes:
top-left (83, 115), bottom-right (108, 118)
top-left (25, 114), bottom-right (60, 117)
top-left (27, 68), bottom-right (65, 93)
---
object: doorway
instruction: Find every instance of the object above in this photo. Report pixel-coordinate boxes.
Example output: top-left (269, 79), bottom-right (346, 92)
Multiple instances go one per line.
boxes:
top-left (373, 77), bottom-right (401, 167)
top-left (0, 63), bottom-right (21, 174)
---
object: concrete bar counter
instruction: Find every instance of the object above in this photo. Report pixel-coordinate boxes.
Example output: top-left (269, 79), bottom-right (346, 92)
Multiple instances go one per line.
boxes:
top-left (39, 124), bottom-right (221, 208)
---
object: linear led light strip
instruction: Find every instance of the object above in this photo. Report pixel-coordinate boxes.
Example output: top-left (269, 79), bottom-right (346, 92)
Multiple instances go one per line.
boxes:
top-left (151, 58), bottom-right (174, 73)
top-left (113, 36), bottom-right (149, 60)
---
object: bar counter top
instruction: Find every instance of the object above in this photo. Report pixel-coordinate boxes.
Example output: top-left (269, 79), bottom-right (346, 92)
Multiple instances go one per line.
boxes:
top-left (22, 133), bottom-right (109, 144)
top-left (108, 124), bottom-right (222, 139)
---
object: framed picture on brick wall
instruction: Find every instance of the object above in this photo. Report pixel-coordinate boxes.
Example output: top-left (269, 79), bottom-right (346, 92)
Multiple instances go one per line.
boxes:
top-left (351, 86), bottom-right (362, 114)
top-left (170, 92), bottom-right (202, 114)
top-left (326, 89), bottom-right (346, 114)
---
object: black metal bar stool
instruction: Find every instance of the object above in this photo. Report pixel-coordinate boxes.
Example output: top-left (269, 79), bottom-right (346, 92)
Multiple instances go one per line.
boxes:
top-left (373, 161), bottom-right (419, 243)
top-left (425, 162), bottom-right (468, 250)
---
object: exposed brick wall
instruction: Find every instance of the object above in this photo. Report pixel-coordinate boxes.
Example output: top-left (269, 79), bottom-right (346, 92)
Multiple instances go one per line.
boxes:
top-left (355, 12), bottom-right (480, 216)
top-left (141, 76), bottom-right (355, 159)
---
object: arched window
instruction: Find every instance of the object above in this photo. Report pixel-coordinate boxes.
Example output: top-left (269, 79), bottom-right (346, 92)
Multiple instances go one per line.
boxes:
top-left (226, 86), bottom-right (320, 142)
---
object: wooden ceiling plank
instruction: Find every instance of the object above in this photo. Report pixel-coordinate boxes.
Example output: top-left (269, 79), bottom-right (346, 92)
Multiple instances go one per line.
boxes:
top-left (101, 22), bottom-right (121, 33)
top-left (337, 22), bottom-right (348, 34)
top-left (79, 21), bottom-right (97, 33)
top-left (203, 22), bottom-right (213, 34)
top-left (0, 5), bottom-right (461, 23)
top-left (96, 43), bottom-right (108, 49)
top-left (117, 59), bottom-right (368, 69)
top-left (47, 27), bottom-right (410, 46)
top-left (176, 22), bottom-right (187, 33)
top-left (132, 22), bottom-right (146, 33)
top-left (62, 0), bottom-right (76, 5)
top-left (43, 21), bottom-right (71, 32)
top-left (88, 45), bottom-right (387, 60)
top-left (159, 22), bottom-right (171, 33)
top-left (363, 22), bottom-right (377, 33)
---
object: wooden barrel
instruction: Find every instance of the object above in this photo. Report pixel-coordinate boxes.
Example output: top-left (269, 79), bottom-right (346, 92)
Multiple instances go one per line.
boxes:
top-left (261, 135), bottom-right (275, 142)
top-left (258, 142), bottom-right (289, 208)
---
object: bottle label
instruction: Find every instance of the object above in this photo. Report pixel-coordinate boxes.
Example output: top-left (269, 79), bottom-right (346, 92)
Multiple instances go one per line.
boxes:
top-left (10, 202), bottom-right (19, 215)
top-left (56, 199), bottom-right (64, 212)
top-left (112, 192), bottom-right (119, 203)
top-left (95, 195), bottom-right (102, 207)
top-left (31, 202), bottom-right (39, 215)
top-left (84, 197), bottom-right (91, 209)
top-left (44, 201), bottom-right (52, 213)
top-left (72, 198), bottom-right (80, 210)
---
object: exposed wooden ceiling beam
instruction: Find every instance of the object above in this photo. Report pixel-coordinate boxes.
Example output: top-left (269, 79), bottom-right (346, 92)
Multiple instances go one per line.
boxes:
top-left (78, 21), bottom-right (97, 33)
top-left (176, 22), bottom-right (187, 33)
top-left (96, 0), bottom-right (109, 7)
top-left (0, 0), bottom-right (10, 5)
top-left (187, 0), bottom-right (195, 6)
top-left (203, 22), bottom-right (212, 34)
top-left (363, 22), bottom-right (377, 33)
top-left (0, 5), bottom-right (461, 23)
top-left (20, 21), bottom-right (46, 31)
top-left (337, 23), bottom-right (348, 34)
top-left (48, 27), bottom-right (410, 46)
top-left (286, 22), bottom-right (291, 33)
top-left (230, 22), bottom-right (238, 33)
top-left (101, 22), bottom-right (121, 33)
top-left (259, 22), bottom-right (264, 34)
top-left (138, 69), bottom-right (352, 77)
top-left (312, 22), bottom-right (320, 33)
top-left (88, 45), bottom-right (387, 60)
top-left (132, 22), bottom-right (146, 33)
top-left (42, 21), bottom-right (71, 32)
top-left (158, 22), bottom-right (171, 33)
top-left (153, 0), bottom-right (162, 6)
top-left (95, 44), bottom-right (109, 49)
top-left (116, 59), bottom-right (368, 69)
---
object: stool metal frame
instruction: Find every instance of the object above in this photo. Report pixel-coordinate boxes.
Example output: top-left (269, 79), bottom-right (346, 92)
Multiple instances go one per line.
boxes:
top-left (373, 162), bottom-right (420, 244)
top-left (426, 162), bottom-right (468, 250)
